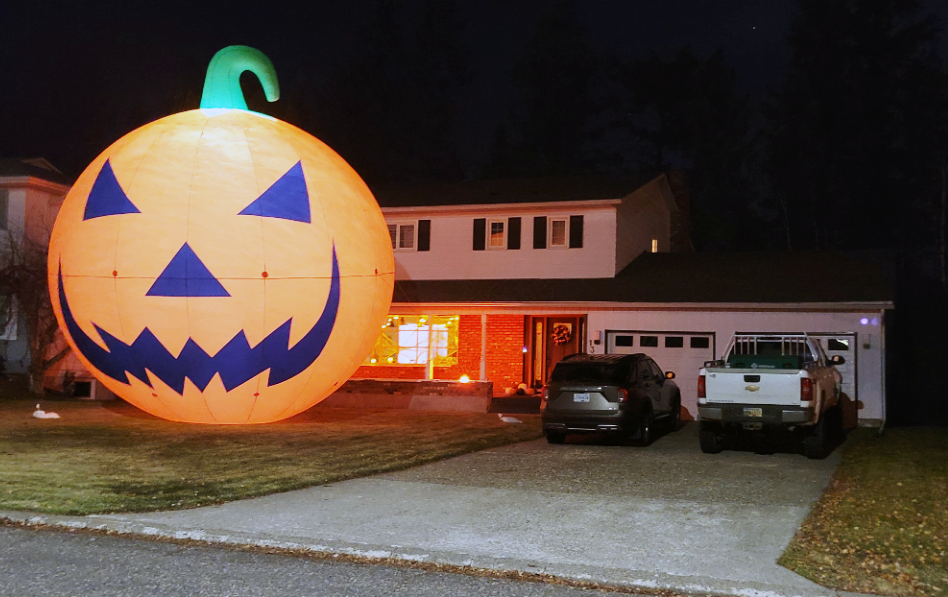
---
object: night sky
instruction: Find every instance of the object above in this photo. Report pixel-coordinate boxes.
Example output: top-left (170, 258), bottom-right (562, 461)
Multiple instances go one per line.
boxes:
top-left (2, 0), bottom-right (947, 178)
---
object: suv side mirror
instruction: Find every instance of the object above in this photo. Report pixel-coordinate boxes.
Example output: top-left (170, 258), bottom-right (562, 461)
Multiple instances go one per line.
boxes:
top-left (830, 355), bottom-right (846, 365)
top-left (665, 371), bottom-right (676, 379)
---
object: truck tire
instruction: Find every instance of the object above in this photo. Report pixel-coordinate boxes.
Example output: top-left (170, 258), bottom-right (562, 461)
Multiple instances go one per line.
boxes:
top-left (803, 416), bottom-right (827, 459)
top-left (699, 422), bottom-right (724, 454)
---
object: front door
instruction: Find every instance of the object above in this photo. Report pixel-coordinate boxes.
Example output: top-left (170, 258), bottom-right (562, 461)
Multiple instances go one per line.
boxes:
top-left (529, 316), bottom-right (583, 387)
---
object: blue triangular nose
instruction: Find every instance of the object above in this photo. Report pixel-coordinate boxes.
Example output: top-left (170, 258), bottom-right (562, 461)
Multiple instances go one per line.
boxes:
top-left (146, 243), bottom-right (230, 297)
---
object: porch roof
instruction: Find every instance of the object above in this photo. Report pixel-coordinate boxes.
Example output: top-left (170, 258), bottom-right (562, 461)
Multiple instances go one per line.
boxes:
top-left (391, 250), bottom-right (895, 307)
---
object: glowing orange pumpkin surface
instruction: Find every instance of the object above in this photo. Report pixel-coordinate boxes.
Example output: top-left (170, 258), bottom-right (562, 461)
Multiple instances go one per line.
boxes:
top-left (47, 47), bottom-right (394, 423)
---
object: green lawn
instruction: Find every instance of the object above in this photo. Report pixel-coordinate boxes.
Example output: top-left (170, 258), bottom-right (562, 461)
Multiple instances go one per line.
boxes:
top-left (0, 377), bottom-right (542, 515)
top-left (780, 427), bottom-right (948, 596)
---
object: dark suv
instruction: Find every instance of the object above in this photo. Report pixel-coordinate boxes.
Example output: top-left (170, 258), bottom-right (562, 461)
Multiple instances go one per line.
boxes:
top-left (541, 353), bottom-right (681, 445)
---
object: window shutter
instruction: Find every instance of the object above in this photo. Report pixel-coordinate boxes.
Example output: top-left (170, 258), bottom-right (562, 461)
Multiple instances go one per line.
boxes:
top-left (569, 215), bottom-right (584, 248)
top-left (473, 218), bottom-right (486, 251)
top-left (507, 217), bottom-right (521, 250)
top-left (533, 216), bottom-right (547, 249)
top-left (417, 219), bottom-right (431, 251)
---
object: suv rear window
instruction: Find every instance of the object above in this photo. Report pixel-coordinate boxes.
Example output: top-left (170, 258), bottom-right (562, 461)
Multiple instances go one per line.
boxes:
top-left (550, 362), bottom-right (629, 384)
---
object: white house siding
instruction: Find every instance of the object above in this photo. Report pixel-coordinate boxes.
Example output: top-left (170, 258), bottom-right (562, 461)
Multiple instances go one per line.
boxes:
top-left (586, 308), bottom-right (887, 426)
top-left (385, 204), bottom-right (619, 280)
top-left (614, 177), bottom-right (672, 274)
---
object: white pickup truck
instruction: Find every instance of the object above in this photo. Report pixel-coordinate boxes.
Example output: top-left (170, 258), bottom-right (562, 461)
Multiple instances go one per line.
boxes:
top-left (697, 333), bottom-right (845, 459)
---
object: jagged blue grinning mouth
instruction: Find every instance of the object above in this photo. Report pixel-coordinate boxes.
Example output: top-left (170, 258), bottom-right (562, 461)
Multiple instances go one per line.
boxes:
top-left (57, 247), bottom-right (340, 395)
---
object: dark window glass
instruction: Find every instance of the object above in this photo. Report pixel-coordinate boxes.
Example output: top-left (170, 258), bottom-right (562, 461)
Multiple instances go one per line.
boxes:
top-left (635, 361), bottom-right (652, 382)
top-left (827, 339), bottom-right (850, 351)
top-left (473, 218), bottom-right (486, 251)
top-left (665, 336), bottom-right (684, 348)
top-left (639, 335), bottom-right (658, 347)
top-left (690, 336), bottom-right (710, 349)
top-left (569, 215), bottom-right (583, 248)
top-left (648, 360), bottom-right (664, 380)
top-left (550, 362), bottom-right (628, 384)
top-left (507, 217), bottom-right (521, 250)
top-left (614, 335), bottom-right (634, 347)
top-left (417, 219), bottom-right (430, 251)
top-left (533, 216), bottom-right (547, 249)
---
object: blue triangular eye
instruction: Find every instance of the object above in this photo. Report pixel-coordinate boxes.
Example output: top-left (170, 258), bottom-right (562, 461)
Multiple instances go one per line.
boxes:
top-left (147, 243), bottom-right (230, 297)
top-left (83, 160), bottom-right (141, 220)
top-left (238, 161), bottom-right (311, 223)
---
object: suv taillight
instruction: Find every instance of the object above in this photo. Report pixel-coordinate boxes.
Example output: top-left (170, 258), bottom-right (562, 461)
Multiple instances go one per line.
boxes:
top-left (540, 385), bottom-right (549, 411)
top-left (697, 375), bottom-right (706, 399)
top-left (617, 388), bottom-right (628, 403)
top-left (801, 378), bottom-right (813, 402)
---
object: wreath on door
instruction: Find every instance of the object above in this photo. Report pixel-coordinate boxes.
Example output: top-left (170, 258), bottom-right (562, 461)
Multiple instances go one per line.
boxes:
top-left (551, 324), bottom-right (572, 345)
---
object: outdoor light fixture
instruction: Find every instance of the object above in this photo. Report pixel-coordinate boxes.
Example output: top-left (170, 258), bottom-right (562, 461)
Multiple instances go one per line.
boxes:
top-left (459, 375), bottom-right (471, 383)
top-left (47, 46), bottom-right (394, 424)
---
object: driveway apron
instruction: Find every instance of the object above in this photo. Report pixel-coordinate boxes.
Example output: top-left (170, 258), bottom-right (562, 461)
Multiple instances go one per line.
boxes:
top-left (7, 422), bottom-right (841, 597)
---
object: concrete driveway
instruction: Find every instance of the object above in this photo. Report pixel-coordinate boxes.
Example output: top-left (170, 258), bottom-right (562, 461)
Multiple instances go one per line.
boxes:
top-left (4, 422), bottom-right (841, 597)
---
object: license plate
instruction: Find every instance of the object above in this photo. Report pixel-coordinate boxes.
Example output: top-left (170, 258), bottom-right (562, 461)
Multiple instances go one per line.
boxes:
top-left (744, 408), bottom-right (763, 418)
top-left (573, 392), bottom-right (591, 403)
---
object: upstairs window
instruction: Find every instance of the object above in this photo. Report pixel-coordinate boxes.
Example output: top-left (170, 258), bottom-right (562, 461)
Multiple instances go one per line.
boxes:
top-left (387, 220), bottom-right (430, 251)
top-left (489, 220), bottom-right (505, 248)
top-left (474, 217), bottom-right (521, 250)
top-left (533, 215), bottom-right (583, 249)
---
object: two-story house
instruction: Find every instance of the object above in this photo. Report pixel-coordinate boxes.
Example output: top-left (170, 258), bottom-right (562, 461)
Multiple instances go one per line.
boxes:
top-left (351, 172), bottom-right (893, 427)
top-left (0, 158), bottom-right (72, 376)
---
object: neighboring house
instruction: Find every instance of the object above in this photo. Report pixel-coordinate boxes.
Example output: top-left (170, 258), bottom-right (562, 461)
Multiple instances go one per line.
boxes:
top-left (0, 158), bottom-right (71, 375)
top-left (353, 173), bottom-right (894, 427)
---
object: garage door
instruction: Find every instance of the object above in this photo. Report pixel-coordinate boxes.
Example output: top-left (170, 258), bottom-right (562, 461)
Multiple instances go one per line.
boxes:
top-left (809, 334), bottom-right (857, 403)
top-left (606, 331), bottom-right (715, 421)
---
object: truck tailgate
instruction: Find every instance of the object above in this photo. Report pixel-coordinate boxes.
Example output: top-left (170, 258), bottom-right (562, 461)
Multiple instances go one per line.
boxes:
top-left (704, 368), bottom-right (801, 406)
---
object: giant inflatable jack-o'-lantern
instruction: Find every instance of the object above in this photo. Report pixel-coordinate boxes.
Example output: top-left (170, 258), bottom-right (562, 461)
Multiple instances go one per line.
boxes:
top-left (48, 46), bottom-right (394, 424)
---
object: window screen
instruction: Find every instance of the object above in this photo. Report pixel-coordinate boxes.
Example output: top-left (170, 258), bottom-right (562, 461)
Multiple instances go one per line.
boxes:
top-left (550, 219), bottom-right (567, 246)
top-left (398, 224), bottom-right (415, 249)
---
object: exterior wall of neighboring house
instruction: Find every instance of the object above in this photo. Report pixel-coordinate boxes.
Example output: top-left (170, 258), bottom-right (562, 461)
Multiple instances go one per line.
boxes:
top-left (614, 175), bottom-right (675, 274)
top-left (0, 173), bottom-right (70, 376)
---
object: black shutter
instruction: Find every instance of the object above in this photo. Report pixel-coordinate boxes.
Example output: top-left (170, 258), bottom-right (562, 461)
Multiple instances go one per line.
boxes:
top-left (569, 215), bottom-right (584, 248)
top-left (417, 219), bottom-right (431, 251)
top-left (473, 218), bottom-right (486, 250)
top-left (533, 216), bottom-right (547, 249)
top-left (507, 217), bottom-right (521, 250)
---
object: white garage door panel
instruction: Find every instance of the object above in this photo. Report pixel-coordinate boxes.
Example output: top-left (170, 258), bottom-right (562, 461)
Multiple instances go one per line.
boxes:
top-left (606, 331), bottom-right (714, 421)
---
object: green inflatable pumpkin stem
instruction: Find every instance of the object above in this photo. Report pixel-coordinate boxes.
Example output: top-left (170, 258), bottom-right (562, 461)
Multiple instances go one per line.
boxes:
top-left (200, 46), bottom-right (280, 110)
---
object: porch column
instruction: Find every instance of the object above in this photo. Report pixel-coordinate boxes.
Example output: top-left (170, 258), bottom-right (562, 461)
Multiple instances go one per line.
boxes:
top-left (426, 314), bottom-right (434, 380)
top-left (480, 314), bottom-right (487, 380)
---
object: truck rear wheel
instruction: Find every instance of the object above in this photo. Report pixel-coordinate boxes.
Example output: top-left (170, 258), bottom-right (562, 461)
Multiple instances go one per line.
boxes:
top-left (803, 416), bottom-right (827, 459)
top-left (699, 422), bottom-right (724, 454)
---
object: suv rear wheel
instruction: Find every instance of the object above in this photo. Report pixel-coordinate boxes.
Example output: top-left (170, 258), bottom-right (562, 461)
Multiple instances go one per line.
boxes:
top-left (546, 431), bottom-right (566, 444)
top-left (637, 406), bottom-right (655, 446)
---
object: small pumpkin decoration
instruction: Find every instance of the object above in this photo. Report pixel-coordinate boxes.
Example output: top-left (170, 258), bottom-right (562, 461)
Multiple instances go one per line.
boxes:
top-left (48, 46), bottom-right (394, 424)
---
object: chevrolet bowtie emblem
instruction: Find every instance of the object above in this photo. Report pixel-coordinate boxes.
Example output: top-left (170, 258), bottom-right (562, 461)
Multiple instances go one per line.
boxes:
top-left (745, 385), bottom-right (760, 392)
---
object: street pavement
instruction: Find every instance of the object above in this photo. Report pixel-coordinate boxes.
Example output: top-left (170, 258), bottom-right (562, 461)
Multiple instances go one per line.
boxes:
top-left (0, 525), bottom-right (617, 597)
top-left (1, 422), bottom-right (844, 597)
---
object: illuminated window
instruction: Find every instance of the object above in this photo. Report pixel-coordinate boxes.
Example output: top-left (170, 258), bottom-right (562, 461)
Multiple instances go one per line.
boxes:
top-left (489, 220), bottom-right (505, 248)
top-left (651, 238), bottom-right (658, 252)
top-left (364, 315), bottom-right (459, 366)
top-left (550, 218), bottom-right (567, 247)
